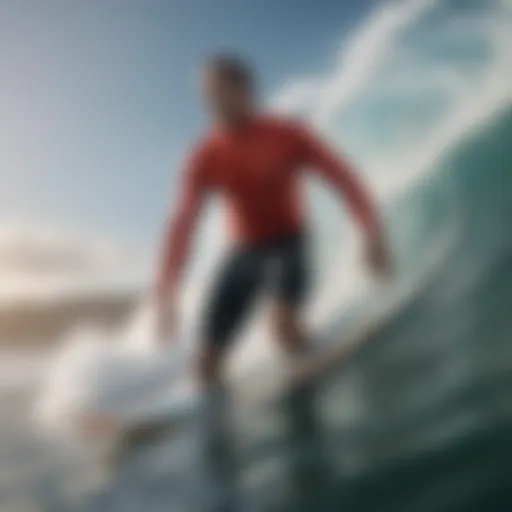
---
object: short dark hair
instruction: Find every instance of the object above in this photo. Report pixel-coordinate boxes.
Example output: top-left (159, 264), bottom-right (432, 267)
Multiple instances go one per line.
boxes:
top-left (205, 53), bottom-right (255, 91)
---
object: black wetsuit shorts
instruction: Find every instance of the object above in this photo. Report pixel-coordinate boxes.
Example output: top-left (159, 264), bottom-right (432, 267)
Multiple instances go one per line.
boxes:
top-left (203, 231), bottom-right (310, 349)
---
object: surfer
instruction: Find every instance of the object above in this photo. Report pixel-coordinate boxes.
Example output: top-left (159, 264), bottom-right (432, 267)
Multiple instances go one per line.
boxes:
top-left (155, 53), bottom-right (390, 389)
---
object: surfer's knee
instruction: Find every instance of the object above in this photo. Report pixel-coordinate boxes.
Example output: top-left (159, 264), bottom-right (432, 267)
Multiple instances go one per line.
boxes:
top-left (198, 345), bottom-right (223, 386)
top-left (270, 303), bottom-right (306, 354)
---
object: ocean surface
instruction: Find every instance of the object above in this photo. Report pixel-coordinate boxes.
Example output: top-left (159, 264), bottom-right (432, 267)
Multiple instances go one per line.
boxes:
top-left (1, 1), bottom-right (512, 510)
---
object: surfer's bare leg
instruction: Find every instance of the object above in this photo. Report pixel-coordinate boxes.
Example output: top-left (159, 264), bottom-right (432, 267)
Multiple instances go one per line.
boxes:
top-left (269, 232), bottom-right (310, 358)
top-left (200, 248), bottom-right (264, 387)
top-left (198, 344), bottom-right (225, 386)
top-left (270, 301), bottom-right (308, 356)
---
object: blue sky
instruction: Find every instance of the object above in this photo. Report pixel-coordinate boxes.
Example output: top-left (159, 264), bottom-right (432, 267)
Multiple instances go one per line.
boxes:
top-left (0, 0), bottom-right (376, 246)
top-left (2, 0), bottom-right (511, 302)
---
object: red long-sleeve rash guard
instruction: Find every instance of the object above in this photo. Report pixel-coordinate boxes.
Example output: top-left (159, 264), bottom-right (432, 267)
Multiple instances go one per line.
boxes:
top-left (157, 115), bottom-right (381, 296)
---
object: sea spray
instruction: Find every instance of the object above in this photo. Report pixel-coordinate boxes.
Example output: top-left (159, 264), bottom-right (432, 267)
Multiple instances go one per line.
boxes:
top-left (35, 303), bottom-right (193, 438)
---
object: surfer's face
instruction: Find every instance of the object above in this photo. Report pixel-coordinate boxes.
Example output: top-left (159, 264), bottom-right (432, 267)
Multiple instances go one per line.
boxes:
top-left (201, 66), bottom-right (254, 125)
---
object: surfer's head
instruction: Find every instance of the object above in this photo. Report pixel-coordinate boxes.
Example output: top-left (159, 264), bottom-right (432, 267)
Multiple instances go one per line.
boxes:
top-left (201, 53), bottom-right (257, 127)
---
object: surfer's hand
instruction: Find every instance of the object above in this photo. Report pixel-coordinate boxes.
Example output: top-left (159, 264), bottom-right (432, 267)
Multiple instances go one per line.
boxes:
top-left (366, 235), bottom-right (391, 279)
top-left (155, 295), bottom-right (177, 345)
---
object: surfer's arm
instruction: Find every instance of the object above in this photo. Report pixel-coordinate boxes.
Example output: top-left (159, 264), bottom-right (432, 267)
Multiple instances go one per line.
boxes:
top-left (295, 122), bottom-right (390, 275)
top-left (156, 146), bottom-right (210, 300)
top-left (295, 123), bottom-right (382, 239)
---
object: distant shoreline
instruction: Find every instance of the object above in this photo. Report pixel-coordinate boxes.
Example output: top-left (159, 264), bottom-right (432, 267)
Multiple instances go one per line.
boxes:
top-left (0, 292), bottom-right (141, 347)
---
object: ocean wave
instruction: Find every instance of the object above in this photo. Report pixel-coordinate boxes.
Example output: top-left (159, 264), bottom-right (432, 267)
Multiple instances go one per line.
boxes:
top-left (31, 0), bottom-right (512, 434)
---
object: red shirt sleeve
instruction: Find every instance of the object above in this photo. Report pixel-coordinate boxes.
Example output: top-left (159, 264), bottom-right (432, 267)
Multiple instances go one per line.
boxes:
top-left (156, 143), bottom-right (211, 298)
top-left (293, 121), bottom-right (382, 238)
